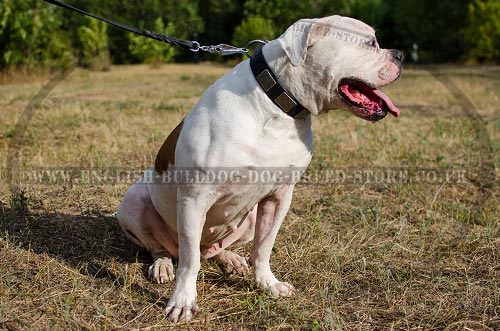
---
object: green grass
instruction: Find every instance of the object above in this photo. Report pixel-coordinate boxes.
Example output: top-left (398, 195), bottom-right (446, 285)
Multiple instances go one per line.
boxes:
top-left (0, 63), bottom-right (498, 330)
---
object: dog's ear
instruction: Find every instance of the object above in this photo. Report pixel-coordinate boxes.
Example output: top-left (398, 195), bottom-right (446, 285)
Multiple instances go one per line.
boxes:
top-left (278, 18), bottom-right (319, 67)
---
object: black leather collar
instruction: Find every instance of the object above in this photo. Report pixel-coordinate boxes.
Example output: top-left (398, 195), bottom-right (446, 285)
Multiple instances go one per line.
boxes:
top-left (250, 47), bottom-right (310, 119)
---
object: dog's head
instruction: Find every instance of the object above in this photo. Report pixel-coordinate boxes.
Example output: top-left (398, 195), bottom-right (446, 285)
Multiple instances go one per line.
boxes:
top-left (271, 15), bottom-right (402, 121)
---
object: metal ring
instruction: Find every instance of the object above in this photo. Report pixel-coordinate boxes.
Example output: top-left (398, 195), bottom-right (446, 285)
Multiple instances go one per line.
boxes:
top-left (190, 41), bottom-right (200, 52)
top-left (245, 40), bottom-right (268, 49)
top-left (245, 40), bottom-right (268, 56)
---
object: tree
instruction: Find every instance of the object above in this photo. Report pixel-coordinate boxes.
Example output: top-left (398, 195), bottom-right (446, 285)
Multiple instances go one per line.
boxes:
top-left (242, 0), bottom-right (346, 33)
top-left (232, 16), bottom-right (276, 59)
top-left (343, 0), bottom-right (387, 30)
top-left (128, 18), bottom-right (177, 64)
top-left (464, 0), bottom-right (500, 62)
top-left (63, 0), bottom-right (203, 64)
top-left (1, 0), bottom-right (493, 68)
top-left (0, 0), bottom-right (73, 69)
top-left (77, 18), bottom-right (110, 70)
top-left (102, 0), bottom-right (202, 63)
top-left (391, 0), bottom-right (470, 63)
top-left (243, 0), bottom-right (308, 33)
top-left (198, 0), bottom-right (245, 44)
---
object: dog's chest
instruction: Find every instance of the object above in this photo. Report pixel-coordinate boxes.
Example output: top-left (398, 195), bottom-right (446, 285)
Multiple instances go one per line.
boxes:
top-left (199, 182), bottom-right (284, 245)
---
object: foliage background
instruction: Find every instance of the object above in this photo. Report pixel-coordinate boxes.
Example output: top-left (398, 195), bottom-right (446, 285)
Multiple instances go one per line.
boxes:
top-left (0, 0), bottom-right (499, 69)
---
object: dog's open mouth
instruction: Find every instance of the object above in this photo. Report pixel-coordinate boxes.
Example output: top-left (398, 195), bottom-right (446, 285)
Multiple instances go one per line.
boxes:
top-left (338, 78), bottom-right (400, 121)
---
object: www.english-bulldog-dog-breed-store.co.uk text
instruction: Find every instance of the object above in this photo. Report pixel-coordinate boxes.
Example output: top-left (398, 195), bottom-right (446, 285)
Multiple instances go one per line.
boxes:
top-left (117, 15), bottom-right (403, 322)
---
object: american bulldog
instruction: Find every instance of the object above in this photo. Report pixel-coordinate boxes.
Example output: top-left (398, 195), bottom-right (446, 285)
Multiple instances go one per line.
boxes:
top-left (117, 15), bottom-right (402, 322)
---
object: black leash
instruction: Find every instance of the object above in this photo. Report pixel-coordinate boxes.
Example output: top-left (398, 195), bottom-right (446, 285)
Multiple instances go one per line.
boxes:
top-left (43, 0), bottom-right (264, 56)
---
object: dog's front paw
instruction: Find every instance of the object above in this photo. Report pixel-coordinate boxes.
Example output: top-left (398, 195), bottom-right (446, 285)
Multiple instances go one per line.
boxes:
top-left (255, 270), bottom-right (295, 297)
top-left (164, 292), bottom-right (200, 323)
top-left (258, 279), bottom-right (295, 297)
top-left (213, 250), bottom-right (250, 276)
top-left (148, 257), bottom-right (175, 284)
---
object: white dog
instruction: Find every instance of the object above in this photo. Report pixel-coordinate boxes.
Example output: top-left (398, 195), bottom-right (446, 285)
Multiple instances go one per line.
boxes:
top-left (117, 15), bottom-right (402, 322)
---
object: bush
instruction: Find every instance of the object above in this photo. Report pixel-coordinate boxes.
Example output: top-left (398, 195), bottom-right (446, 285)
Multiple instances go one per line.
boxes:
top-left (232, 17), bottom-right (277, 58)
top-left (77, 18), bottom-right (110, 71)
top-left (464, 0), bottom-right (500, 62)
top-left (0, 0), bottom-right (73, 69)
top-left (128, 18), bottom-right (176, 64)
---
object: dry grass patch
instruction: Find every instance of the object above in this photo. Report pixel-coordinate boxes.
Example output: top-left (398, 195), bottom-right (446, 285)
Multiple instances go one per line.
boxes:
top-left (0, 63), bottom-right (499, 330)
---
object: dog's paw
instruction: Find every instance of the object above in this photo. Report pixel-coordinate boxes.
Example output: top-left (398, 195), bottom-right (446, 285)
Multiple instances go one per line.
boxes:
top-left (164, 294), bottom-right (200, 323)
top-left (213, 250), bottom-right (250, 276)
top-left (255, 274), bottom-right (295, 297)
top-left (263, 280), bottom-right (295, 297)
top-left (148, 257), bottom-right (175, 284)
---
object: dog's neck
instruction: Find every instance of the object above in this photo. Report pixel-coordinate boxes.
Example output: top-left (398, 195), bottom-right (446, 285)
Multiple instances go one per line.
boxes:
top-left (263, 40), bottom-right (331, 116)
top-left (250, 47), bottom-right (309, 119)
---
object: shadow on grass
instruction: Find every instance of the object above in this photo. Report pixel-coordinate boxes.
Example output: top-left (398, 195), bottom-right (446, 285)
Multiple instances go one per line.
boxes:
top-left (0, 198), bottom-right (159, 286)
top-left (0, 197), bottom-right (252, 295)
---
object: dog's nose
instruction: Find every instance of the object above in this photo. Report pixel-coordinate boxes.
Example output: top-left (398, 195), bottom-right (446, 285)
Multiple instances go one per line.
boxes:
top-left (390, 49), bottom-right (403, 62)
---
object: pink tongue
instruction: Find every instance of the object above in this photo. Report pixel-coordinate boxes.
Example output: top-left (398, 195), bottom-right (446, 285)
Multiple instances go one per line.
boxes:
top-left (372, 89), bottom-right (400, 117)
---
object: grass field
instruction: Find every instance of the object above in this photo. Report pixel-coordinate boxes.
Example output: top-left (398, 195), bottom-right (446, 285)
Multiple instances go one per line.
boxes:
top-left (0, 63), bottom-right (498, 330)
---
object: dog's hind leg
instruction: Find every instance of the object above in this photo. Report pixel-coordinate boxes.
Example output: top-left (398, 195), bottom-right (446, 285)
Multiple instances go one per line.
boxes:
top-left (149, 253), bottom-right (175, 283)
top-left (212, 250), bottom-right (250, 276)
top-left (117, 182), bottom-right (179, 284)
top-left (211, 207), bottom-right (256, 276)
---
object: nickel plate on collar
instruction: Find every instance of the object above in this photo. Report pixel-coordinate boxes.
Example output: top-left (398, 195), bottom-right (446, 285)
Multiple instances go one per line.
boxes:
top-left (256, 70), bottom-right (277, 92)
top-left (275, 92), bottom-right (298, 112)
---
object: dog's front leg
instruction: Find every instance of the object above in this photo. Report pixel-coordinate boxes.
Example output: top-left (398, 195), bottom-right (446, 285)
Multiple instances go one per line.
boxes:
top-left (164, 189), bottom-right (211, 322)
top-left (249, 185), bottom-right (295, 297)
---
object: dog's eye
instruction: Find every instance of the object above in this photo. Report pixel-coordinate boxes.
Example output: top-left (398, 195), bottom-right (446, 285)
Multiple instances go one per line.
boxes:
top-left (368, 39), bottom-right (377, 48)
